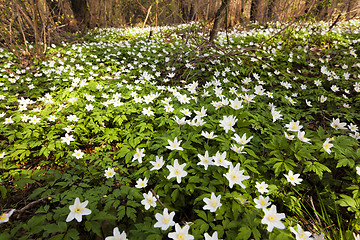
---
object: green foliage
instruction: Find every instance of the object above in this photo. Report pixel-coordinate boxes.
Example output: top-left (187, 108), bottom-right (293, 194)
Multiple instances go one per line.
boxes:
top-left (1, 20), bottom-right (360, 239)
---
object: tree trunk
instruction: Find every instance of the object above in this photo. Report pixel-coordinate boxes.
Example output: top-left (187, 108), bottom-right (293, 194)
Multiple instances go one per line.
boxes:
top-left (32, 0), bottom-right (41, 56)
top-left (267, 0), bottom-right (276, 23)
top-left (209, 0), bottom-right (231, 42)
top-left (250, 0), bottom-right (260, 22)
top-left (68, 0), bottom-right (91, 28)
top-left (46, 0), bottom-right (60, 23)
top-left (179, 0), bottom-right (189, 22)
top-left (240, 0), bottom-right (245, 23)
top-left (189, 2), bottom-right (196, 21)
top-left (346, 0), bottom-right (353, 20)
top-left (304, 0), bottom-right (311, 14)
top-left (313, 0), bottom-right (324, 20)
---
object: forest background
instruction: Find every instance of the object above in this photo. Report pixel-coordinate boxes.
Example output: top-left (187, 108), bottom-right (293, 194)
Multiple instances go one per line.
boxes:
top-left (1, 0), bottom-right (359, 62)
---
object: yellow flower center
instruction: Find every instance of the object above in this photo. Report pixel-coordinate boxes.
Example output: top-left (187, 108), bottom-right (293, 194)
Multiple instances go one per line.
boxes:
top-left (162, 217), bottom-right (169, 224)
top-left (177, 233), bottom-right (185, 240)
top-left (0, 214), bottom-right (7, 221)
top-left (75, 207), bottom-right (83, 213)
top-left (210, 200), bottom-right (217, 207)
top-left (268, 214), bottom-right (277, 222)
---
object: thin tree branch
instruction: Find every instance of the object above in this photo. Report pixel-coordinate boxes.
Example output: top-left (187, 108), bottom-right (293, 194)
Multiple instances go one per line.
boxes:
top-left (309, 195), bottom-right (322, 227)
top-left (255, 19), bottom-right (296, 51)
top-left (3, 196), bottom-right (50, 219)
top-left (150, 188), bottom-right (168, 209)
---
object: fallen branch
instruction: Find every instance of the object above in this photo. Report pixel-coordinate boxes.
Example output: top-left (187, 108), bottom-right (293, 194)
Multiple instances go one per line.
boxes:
top-left (142, 5), bottom-right (152, 28)
top-left (150, 188), bottom-right (167, 209)
top-left (309, 195), bottom-right (322, 228)
top-left (3, 196), bottom-right (50, 219)
top-left (206, 41), bottom-right (292, 80)
top-left (329, 13), bottom-right (342, 31)
top-left (255, 19), bottom-right (296, 51)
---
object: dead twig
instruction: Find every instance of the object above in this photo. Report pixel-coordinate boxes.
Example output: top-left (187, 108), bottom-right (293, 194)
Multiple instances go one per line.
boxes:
top-left (3, 196), bottom-right (50, 219)
top-left (329, 13), bottom-right (342, 31)
top-left (150, 188), bottom-right (167, 209)
top-left (309, 196), bottom-right (322, 228)
top-left (255, 19), bottom-right (297, 51)
top-left (142, 5), bottom-right (152, 28)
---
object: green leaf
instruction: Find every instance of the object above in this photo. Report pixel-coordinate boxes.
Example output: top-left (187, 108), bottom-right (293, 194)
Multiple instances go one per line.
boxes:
top-left (145, 234), bottom-right (162, 240)
top-left (185, 183), bottom-right (195, 194)
top-left (189, 176), bottom-right (202, 183)
top-left (252, 228), bottom-right (261, 240)
top-left (232, 200), bottom-right (241, 220)
top-left (269, 231), bottom-right (292, 240)
top-left (92, 211), bottom-right (117, 221)
top-left (182, 141), bottom-right (196, 151)
top-left (117, 205), bottom-right (126, 220)
top-left (295, 148), bottom-right (315, 160)
top-left (0, 185), bottom-right (7, 199)
top-left (317, 126), bottom-right (327, 139)
top-left (49, 234), bottom-right (65, 240)
top-left (125, 152), bottom-right (133, 163)
top-left (200, 222), bottom-right (209, 233)
top-left (0, 232), bottom-right (11, 240)
top-left (244, 164), bottom-right (260, 174)
top-left (117, 146), bottom-right (130, 158)
top-left (58, 222), bottom-right (67, 232)
top-left (337, 194), bottom-right (358, 212)
top-left (245, 148), bottom-right (259, 159)
top-left (273, 162), bottom-right (286, 176)
top-left (336, 158), bottom-right (355, 168)
top-left (236, 226), bottom-right (252, 240)
top-left (43, 224), bottom-right (61, 234)
top-left (126, 207), bottom-right (137, 222)
top-left (304, 161), bottom-right (331, 178)
top-left (64, 228), bottom-right (79, 240)
top-left (85, 221), bottom-right (102, 237)
top-left (196, 210), bottom-right (208, 221)
top-left (27, 215), bottom-right (47, 229)
top-left (171, 189), bottom-right (180, 202)
top-left (179, 150), bottom-right (188, 161)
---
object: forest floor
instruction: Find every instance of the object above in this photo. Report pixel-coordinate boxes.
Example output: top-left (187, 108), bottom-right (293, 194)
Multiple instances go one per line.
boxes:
top-left (1, 20), bottom-right (360, 240)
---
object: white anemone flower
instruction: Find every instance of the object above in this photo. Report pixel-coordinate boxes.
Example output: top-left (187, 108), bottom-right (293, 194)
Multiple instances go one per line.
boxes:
top-left (66, 198), bottom-right (92, 222)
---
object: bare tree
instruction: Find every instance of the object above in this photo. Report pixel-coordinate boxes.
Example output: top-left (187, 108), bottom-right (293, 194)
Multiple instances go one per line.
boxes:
top-left (250, 0), bottom-right (260, 22)
top-left (267, 0), bottom-right (276, 23)
top-left (180, 0), bottom-right (189, 22)
top-left (68, 0), bottom-right (91, 28)
top-left (346, 0), bottom-right (353, 20)
top-left (209, 0), bottom-right (231, 42)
